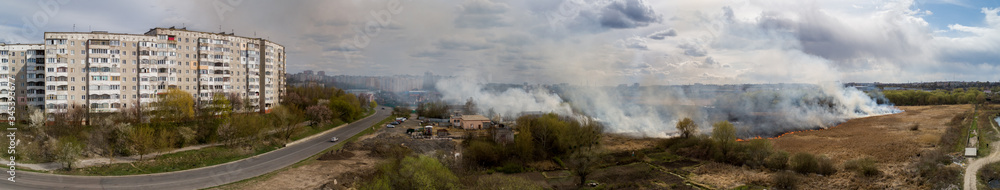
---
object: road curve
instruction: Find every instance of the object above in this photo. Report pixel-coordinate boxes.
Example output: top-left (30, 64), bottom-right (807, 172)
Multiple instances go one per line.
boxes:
top-left (0, 107), bottom-right (392, 190)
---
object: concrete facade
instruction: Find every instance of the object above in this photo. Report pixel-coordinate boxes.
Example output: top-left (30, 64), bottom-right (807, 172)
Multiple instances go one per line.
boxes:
top-left (0, 27), bottom-right (285, 120)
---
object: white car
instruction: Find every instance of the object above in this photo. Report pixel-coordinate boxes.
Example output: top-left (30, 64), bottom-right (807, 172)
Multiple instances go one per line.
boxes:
top-left (330, 137), bottom-right (339, 142)
top-left (386, 124), bottom-right (396, 128)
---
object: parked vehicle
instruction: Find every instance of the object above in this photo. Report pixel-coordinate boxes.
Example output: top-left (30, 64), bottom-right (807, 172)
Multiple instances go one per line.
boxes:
top-left (391, 121), bottom-right (400, 125)
top-left (386, 124), bottom-right (395, 128)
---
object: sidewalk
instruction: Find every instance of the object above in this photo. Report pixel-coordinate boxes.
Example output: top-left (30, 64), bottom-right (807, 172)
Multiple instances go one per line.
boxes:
top-left (1, 143), bottom-right (221, 171)
top-left (4, 114), bottom-right (369, 171)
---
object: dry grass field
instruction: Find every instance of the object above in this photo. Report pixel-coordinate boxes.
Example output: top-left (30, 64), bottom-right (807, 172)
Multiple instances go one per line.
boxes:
top-left (694, 105), bottom-right (973, 189)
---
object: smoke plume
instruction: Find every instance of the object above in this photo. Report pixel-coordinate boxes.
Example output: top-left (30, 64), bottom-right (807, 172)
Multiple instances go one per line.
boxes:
top-left (437, 76), bottom-right (899, 138)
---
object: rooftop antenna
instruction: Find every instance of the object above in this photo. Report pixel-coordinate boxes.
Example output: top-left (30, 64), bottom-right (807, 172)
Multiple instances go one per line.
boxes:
top-left (73, 24), bottom-right (75, 32)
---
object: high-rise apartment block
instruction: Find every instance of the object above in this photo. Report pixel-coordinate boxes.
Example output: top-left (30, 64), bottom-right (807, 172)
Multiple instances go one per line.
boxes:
top-left (0, 27), bottom-right (285, 119)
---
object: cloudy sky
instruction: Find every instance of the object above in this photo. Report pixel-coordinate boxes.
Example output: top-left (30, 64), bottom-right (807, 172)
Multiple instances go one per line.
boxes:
top-left (1, 0), bottom-right (999, 85)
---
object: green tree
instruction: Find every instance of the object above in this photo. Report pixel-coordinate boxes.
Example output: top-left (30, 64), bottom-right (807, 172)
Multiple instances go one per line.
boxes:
top-left (206, 93), bottom-right (232, 118)
top-left (219, 114), bottom-right (269, 148)
top-left (675, 117), bottom-right (697, 138)
top-left (711, 121), bottom-right (736, 156)
top-left (153, 88), bottom-right (195, 122)
top-left (130, 125), bottom-right (157, 161)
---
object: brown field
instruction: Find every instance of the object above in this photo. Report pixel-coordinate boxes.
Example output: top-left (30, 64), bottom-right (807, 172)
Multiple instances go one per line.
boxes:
top-left (694, 104), bottom-right (973, 189)
top-left (215, 105), bottom-right (975, 190)
top-left (772, 105), bottom-right (970, 163)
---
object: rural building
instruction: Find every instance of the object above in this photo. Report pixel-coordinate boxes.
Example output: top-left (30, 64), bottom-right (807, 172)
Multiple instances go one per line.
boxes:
top-left (966, 148), bottom-right (978, 157)
top-left (458, 115), bottom-right (490, 129)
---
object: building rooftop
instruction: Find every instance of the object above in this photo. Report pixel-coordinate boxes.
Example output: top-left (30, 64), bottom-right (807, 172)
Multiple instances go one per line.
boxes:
top-left (461, 115), bottom-right (490, 121)
top-left (966, 148), bottom-right (978, 157)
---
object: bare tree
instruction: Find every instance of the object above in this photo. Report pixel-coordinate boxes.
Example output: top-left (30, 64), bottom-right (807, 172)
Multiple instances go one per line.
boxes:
top-left (227, 92), bottom-right (245, 113)
top-left (305, 105), bottom-right (333, 124)
top-left (463, 97), bottom-right (477, 115)
top-left (567, 148), bottom-right (604, 187)
top-left (55, 137), bottom-right (82, 171)
top-left (27, 108), bottom-right (45, 129)
top-left (272, 106), bottom-right (304, 142)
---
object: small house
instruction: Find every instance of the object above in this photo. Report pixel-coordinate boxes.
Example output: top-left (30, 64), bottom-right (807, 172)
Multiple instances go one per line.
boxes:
top-left (459, 115), bottom-right (490, 129)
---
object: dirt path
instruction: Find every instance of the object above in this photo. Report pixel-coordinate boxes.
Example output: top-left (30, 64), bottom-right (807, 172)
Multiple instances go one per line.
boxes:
top-left (965, 114), bottom-right (1000, 190)
top-left (965, 141), bottom-right (1000, 190)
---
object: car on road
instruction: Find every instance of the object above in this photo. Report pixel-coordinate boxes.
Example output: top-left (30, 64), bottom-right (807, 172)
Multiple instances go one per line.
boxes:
top-left (386, 124), bottom-right (395, 128)
top-left (330, 137), bottom-right (339, 142)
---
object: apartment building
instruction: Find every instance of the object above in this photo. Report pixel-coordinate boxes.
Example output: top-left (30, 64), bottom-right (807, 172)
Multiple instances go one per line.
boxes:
top-left (34, 27), bottom-right (284, 118)
top-left (0, 43), bottom-right (46, 120)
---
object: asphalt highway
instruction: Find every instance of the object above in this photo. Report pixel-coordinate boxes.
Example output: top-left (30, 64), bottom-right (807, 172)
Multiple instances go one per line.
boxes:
top-left (0, 107), bottom-right (391, 190)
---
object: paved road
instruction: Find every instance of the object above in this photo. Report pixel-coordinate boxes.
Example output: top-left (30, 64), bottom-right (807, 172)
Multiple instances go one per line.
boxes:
top-left (0, 107), bottom-right (391, 190)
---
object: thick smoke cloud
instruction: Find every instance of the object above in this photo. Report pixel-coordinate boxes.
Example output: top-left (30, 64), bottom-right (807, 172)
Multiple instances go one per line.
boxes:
top-left (438, 77), bottom-right (899, 138)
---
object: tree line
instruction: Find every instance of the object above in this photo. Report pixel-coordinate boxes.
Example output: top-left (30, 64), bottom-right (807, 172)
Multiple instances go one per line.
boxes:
top-left (881, 88), bottom-right (986, 105)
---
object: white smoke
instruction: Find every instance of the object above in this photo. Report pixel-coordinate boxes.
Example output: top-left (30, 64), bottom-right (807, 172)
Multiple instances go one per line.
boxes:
top-left (437, 75), bottom-right (899, 138)
top-left (436, 76), bottom-right (573, 118)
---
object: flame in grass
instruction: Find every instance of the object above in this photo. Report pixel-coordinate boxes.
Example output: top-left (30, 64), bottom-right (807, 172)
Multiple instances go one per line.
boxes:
top-left (735, 123), bottom-right (845, 142)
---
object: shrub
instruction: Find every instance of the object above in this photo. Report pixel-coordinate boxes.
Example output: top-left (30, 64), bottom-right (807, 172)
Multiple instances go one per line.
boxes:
top-left (843, 157), bottom-right (880, 177)
top-left (472, 175), bottom-right (543, 190)
top-left (765, 151), bottom-right (790, 170)
top-left (915, 150), bottom-right (961, 188)
top-left (789, 152), bottom-right (818, 174)
top-left (364, 155), bottom-right (459, 190)
top-left (463, 140), bottom-right (505, 167)
top-left (744, 139), bottom-right (773, 168)
top-left (772, 171), bottom-right (799, 190)
top-left (371, 142), bottom-right (413, 160)
top-left (495, 162), bottom-right (529, 174)
top-left (816, 155), bottom-right (837, 175)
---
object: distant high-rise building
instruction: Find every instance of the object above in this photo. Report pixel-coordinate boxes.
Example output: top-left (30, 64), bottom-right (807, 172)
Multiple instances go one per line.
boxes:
top-left (422, 71), bottom-right (436, 90)
top-left (317, 71), bottom-right (325, 76)
top-left (304, 70), bottom-right (313, 75)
